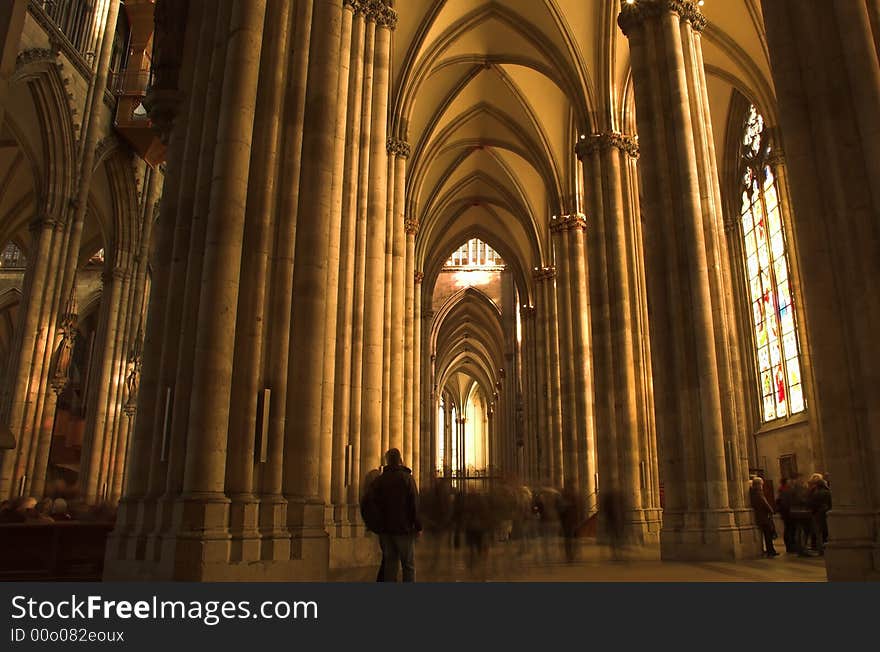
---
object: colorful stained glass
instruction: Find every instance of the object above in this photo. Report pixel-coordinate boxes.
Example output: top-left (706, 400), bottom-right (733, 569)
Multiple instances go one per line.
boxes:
top-left (739, 105), bottom-right (805, 422)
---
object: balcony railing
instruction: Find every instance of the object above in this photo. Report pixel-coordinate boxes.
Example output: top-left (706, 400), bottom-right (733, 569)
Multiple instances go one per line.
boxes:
top-left (110, 69), bottom-right (151, 98)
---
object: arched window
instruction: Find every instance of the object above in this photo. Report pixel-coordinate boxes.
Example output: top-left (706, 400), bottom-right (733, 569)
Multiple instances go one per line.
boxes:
top-left (444, 238), bottom-right (504, 269)
top-left (739, 105), bottom-right (804, 422)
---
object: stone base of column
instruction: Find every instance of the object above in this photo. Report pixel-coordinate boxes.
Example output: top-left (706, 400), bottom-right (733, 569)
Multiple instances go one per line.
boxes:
top-left (145, 494), bottom-right (176, 562)
top-left (660, 508), bottom-right (761, 561)
top-left (228, 493), bottom-right (261, 562)
top-left (104, 497), bottom-right (140, 562)
top-left (258, 495), bottom-right (291, 561)
top-left (626, 508), bottom-right (663, 547)
top-left (103, 495), bottom-right (333, 580)
top-left (823, 510), bottom-right (880, 581)
top-left (286, 496), bottom-right (329, 563)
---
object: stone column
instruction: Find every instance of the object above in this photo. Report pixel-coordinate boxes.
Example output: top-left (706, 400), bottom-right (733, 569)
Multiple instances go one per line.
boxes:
top-left (550, 220), bottom-right (580, 491)
top-left (168, 0), bottom-right (267, 571)
top-left (412, 271), bottom-right (423, 485)
top-left (531, 269), bottom-right (551, 484)
top-left (332, 0), bottom-right (367, 529)
top-left (359, 2), bottom-right (396, 485)
top-left (387, 138), bottom-right (410, 456)
top-left (346, 12), bottom-right (375, 522)
top-left (0, 213), bottom-right (62, 498)
top-left (156, 1), bottom-right (236, 558)
top-left (578, 133), bottom-right (661, 545)
top-left (536, 267), bottom-right (563, 486)
top-left (520, 305), bottom-right (538, 482)
top-left (402, 219), bottom-right (417, 467)
top-left (81, 267), bottom-right (130, 504)
top-left (110, 0), bottom-right (204, 563)
top-left (761, 0), bottom-right (880, 580)
top-left (225, 0), bottom-right (292, 563)
top-left (317, 1), bottom-right (354, 522)
top-left (284, 0), bottom-right (343, 553)
top-left (567, 213), bottom-right (597, 509)
top-left (618, 0), bottom-right (756, 559)
top-left (259, 0), bottom-right (313, 560)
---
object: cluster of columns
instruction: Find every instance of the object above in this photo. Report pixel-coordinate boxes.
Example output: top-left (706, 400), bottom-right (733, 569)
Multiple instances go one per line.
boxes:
top-left (759, 0), bottom-right (880, 580)
top-left (105, 0), bottom-right (429, 580)
top-left (577, 133), bottom-right (661, 543)
top-left (618, 0), bottom-right (756, 558)
top-left (549, 214), bottom-right (597, 512)
top-left (0, 0), bottom-right (159, 507)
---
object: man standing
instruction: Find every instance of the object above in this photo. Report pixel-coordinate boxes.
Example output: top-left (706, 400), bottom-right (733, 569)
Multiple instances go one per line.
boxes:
top-left (372, 448), bottom-right (422, 582)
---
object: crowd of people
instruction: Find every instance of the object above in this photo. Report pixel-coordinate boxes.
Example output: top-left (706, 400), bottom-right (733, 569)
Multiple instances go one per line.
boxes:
top-left (749, 472), bottom-right (831, 558)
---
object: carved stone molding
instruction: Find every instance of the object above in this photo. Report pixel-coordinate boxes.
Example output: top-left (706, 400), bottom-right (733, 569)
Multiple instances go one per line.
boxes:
top-left (387, 137), bottom-right (411, 158)
top-left (549, 213), bottom-right (588, 234)
top-left (414, 271), bottom-right (424, 284)
top-left (15, 48), bottom-right (57, 69)
top-left (575, 132), bottom-right (639, 160)
top-left (365, 0), bottom-right (398, 30)
top-left (618, 0), bottom-right (706, 36)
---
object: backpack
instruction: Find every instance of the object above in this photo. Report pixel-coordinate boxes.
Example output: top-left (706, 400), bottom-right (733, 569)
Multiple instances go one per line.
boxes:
top-left (360, 478), bottom-right (383, 534)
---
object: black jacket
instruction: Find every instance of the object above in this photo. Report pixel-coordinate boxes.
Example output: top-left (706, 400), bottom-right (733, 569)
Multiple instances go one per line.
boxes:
top-left (807, 481), bottom-right (832, 514)
top-left (372, 464), bottom-right (422, 535)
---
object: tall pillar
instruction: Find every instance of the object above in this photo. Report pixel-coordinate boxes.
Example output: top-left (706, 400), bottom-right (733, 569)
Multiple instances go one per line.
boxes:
top-left (110, 0), bottom-right (204, 563)
top-left (333, 0), bottom-right (367, 529)
top-left (761, 0), bottom-right (880, 580)
top-left (550, 220), bottom-right (580, 492)
top-left (567, 214), bottom-right (597, 509)
top-left (387, 138), bottom-right (410, 456)
top-left (167, 0), bottom-right (267, 573)
top-left (346, 11), bottom-right (376, 523)
top-left (618, 0), bottom-right (757, 559)
top-left (578, 133), bottom-right (661, 545)
top-left (259, 0), bottom-right (313, 560)
top-left (359, 3), bottom-right (396, 485)
top-left (284, 0), bottom-right (343, 557)
top-left (318, 0), bottom-right (354, 522)
top-left (411, 269), bottom-right (423, 484)
top-left (225, 0), bottom-right (293, 563)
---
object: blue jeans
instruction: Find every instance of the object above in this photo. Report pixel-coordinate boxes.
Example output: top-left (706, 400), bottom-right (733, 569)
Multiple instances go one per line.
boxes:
top-left (379, 534), bottom-right (416, 582)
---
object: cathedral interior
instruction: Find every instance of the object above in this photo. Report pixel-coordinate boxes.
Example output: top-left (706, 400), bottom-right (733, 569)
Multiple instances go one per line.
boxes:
top-left (0, 0), bottom-right (877, 582)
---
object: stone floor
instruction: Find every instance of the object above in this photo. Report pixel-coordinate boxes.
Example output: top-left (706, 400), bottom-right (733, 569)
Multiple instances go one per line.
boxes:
top-left (331, 538), bottom-right (828, 582)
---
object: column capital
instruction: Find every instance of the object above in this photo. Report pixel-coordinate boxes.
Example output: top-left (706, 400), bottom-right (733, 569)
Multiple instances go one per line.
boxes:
top-left (618, 0), bottom-right (706, 37)
top-left (532, 266), bottom-right (557, 281)
top-left (28, 211), bottom-right (61, 232)
top-left (387, 136), bottom-right (411, 158)
top-left (366, 0), bottom-right (398, 30)
top-left (404, 216), bottom-right (419, 235)
top-left (414, 271), bottom-right (425, 284)
top-left (550, 213), bottom-right (588, 234)
top-left (575, 132), bottom-right (640, 159)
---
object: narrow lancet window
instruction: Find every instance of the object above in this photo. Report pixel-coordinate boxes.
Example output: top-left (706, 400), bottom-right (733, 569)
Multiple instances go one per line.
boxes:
top-left (739, 105), bottom-right (804, 422)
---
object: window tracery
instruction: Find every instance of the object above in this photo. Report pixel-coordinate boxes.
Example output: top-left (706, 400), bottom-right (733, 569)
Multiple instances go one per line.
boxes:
top-left (739, 105), bottom-right (804, 422)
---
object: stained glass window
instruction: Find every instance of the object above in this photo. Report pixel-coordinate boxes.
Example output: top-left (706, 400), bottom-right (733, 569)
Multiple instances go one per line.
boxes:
top-left (739, 106), bottom-right (805, 422)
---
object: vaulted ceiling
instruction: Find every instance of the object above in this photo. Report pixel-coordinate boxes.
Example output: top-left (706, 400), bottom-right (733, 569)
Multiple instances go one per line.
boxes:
top-left (392, 0), bottom-right (777, 302)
